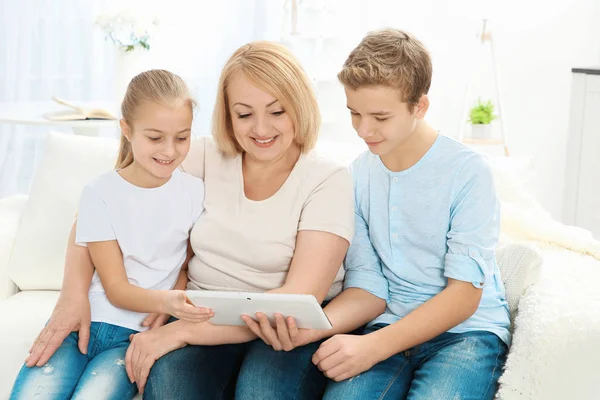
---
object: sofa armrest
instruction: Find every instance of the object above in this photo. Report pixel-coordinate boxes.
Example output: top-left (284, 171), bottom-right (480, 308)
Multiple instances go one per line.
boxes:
top-left (496, 242), bottom-right (542, 323)
top-left (0, 195), bottom-right (28, 299)
top-left (497, 246), bottom-right (600, 399)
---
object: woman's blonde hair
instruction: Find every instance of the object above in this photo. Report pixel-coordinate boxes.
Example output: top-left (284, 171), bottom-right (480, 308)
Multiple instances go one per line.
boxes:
top-left (213, 41), bottom-right (320, 157)
top-left (116, 69), bottom-right (195, 169)
top-left (338, 28), bottom-right (432, 112)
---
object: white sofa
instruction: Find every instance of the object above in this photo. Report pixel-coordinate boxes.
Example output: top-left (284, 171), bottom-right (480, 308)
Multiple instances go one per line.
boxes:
top-left (1, 133), bottom-right (598, 399)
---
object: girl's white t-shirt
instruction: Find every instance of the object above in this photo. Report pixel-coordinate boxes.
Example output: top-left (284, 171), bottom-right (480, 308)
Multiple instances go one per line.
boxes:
top-left (75, 169), bottom-right (205, 331)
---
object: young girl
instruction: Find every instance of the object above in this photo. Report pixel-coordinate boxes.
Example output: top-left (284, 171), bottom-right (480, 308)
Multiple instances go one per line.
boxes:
top-left (10, 69), bottom-right (212, 400)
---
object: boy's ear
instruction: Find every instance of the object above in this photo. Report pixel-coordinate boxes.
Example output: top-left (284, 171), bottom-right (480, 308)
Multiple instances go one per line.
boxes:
top-left (414, 94), bottom-right (430, 119)
top-left (120, 119), bottom-right (132, 142)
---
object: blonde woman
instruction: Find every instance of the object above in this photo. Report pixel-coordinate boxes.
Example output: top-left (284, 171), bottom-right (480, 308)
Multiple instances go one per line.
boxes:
top-left (25, 42), bottom-right (374, 399)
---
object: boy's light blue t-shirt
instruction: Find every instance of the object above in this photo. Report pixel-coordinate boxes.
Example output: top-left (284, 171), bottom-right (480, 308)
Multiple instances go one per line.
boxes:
top-left (344, 134), bottom-right (511, 345)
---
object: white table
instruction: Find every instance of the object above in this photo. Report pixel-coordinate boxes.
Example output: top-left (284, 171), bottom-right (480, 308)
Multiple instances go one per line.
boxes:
top-left (0, 101), bottom-right (120, 137)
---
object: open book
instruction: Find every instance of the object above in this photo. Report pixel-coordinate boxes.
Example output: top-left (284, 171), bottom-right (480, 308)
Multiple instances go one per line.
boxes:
top-left (43, 97), bottom-right (118, 121)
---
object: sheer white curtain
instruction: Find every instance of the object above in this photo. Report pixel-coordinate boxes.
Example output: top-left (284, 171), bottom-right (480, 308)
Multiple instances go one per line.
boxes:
top-left (0, 0), bottom-right (113, 197)
top-left (276, 0), bottom-right (372, 147)
top-left (149, 0), bottom-right (286, 137)
top-left (0, 0), bottom-right (285, 198)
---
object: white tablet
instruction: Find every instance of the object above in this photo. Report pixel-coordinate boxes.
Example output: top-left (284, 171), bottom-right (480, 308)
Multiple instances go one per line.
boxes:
top-left (185, 290), bottom-right (332, 330)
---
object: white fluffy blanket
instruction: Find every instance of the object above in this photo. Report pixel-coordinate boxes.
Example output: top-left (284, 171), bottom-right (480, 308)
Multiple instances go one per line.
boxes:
top-left (491, 160), bottom-right (600, 399)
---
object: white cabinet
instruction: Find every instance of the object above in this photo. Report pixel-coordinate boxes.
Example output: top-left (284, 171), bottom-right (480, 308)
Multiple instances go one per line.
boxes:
top-left (564, 68), bottom-right (600, 238)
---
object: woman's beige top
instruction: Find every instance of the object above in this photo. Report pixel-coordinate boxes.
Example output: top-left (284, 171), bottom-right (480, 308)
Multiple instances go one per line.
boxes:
top-left (182, 138), bottom-right (354, 294)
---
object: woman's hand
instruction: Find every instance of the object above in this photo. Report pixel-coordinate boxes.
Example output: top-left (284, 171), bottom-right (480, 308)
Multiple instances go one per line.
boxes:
top-left (125, 324), bottom-right (187, 394)
top-left (26, 294), bottom-right (91, 367)
top-left (242, 313), bottom-right (325, 351)
top-left (162, 290), bottom-right (213, 323)
top-left (141, 313), bottom-right (170, 330)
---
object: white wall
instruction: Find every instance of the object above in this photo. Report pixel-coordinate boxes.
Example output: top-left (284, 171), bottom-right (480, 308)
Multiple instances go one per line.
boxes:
top-left (283, 0), bottom-right (600, 220)
top-left (11, 0), bottom-right (595, 219)
top-left (114, 0), bottom-right (600, 221)
top-left (351, 0), bottom-right (600, 219)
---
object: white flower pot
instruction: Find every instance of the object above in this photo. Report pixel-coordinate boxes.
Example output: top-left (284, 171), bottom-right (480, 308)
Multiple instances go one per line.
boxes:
top-left (115, 49), bottom-right (152, 105)
top-left (470, 124), bottom-right (492, 139)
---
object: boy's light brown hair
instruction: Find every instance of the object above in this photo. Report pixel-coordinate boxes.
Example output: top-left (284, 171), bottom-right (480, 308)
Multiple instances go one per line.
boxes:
top-left (338, 28), bottom-right (432, 111)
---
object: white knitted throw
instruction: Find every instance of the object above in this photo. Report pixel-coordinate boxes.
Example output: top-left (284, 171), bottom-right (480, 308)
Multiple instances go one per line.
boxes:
top-left (491, 160), bottom-right (600, 399)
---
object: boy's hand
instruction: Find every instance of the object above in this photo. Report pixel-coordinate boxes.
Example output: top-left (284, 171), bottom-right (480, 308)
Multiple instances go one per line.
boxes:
top-left (163, 290), bottom-right (213, 323)
top-left (312, 334), bottom-right (381, 382)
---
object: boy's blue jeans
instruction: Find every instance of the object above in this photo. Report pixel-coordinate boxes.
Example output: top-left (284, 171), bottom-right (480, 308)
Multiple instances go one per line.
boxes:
top-left (10, 322), bottom-right (138, 400)
top-left (323, 324), bottom-right (508, 400)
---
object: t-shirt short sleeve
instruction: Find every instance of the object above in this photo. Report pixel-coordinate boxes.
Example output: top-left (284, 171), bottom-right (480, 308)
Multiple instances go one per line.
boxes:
top-left (180, 137), bottom-right (209, 179)
top-left (189, 177), bottom-right (205, 224)
top-left (298, 167), bottom-right (355, 244)
top-left (75, 185), bottom-right (116, 247)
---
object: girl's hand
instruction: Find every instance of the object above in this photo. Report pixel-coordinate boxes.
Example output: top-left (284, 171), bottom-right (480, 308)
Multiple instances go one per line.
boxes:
top-left (242, 313), bottom-right (324, 351)
top-left (162, 290), bottom-right (213, 322)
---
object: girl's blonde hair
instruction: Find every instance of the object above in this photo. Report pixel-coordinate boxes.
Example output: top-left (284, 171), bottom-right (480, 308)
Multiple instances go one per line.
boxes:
top-left (116, 69), bottom-right (195, 169)
top-left (212, 41), bottom-right (320, 157)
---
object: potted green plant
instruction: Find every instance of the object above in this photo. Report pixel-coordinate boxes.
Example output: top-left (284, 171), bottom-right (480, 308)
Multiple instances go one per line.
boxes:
top-left (468, 99), bottom-right (497, 139)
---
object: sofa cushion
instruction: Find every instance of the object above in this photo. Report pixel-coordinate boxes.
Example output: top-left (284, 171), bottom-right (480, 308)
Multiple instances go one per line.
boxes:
top-left (7, 132), bottom-right (118, 290)
top-left (0, 195), bottom-right (28, 299)
top-left (0, 291), bottom-right (60, 399)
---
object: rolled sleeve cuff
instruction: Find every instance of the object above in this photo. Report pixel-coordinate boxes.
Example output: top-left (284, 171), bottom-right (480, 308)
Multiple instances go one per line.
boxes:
top-left (344, 270), bottom-right (389, 301)
top-left (444, 250), bottom-right (488, 289)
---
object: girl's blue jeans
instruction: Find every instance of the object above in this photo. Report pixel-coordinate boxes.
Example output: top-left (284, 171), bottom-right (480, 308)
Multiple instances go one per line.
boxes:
top-left (10, 322), bottom-right (138, 400)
